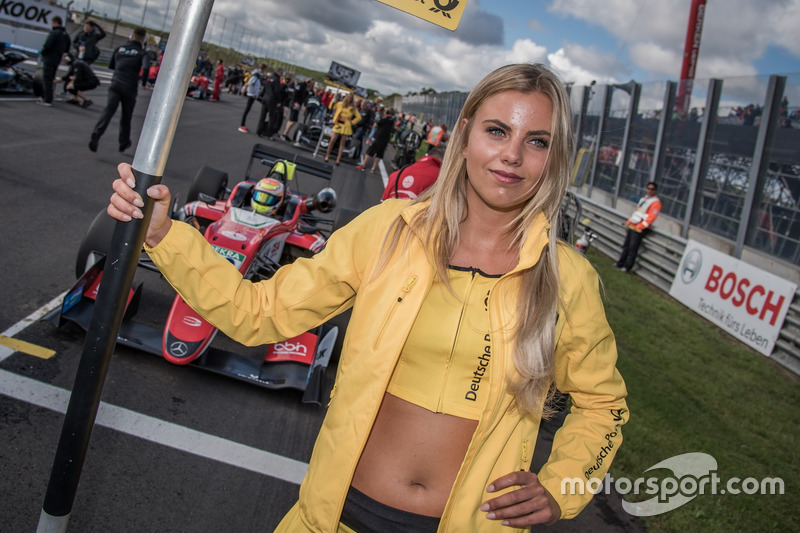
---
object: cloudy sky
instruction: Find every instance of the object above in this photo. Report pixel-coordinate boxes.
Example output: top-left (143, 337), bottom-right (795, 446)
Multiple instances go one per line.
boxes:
top-left (87, 0), bottom-right (800, 96)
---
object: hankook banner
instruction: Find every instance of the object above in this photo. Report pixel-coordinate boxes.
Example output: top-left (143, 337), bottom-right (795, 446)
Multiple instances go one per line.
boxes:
top-left (669, 239), bottom-right (797, 355)
top-left (0, 0), bottom-right (67, 32)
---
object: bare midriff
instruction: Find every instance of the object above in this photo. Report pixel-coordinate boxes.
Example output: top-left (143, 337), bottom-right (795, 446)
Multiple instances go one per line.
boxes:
top-left (350, 392), bottom-right (477, 518)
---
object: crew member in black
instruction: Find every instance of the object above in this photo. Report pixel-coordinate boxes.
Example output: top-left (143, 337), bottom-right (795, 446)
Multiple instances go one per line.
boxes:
top-left (89, 27), bottom-right (149, 153)
top-left (256, 70), bottom-right (283, 138)
top-left (60, 55), bottom-right (100, 107)
top-left (38, 15), bottom-right (71, 106)
top-left (72, 19), bottom-right (106, 64)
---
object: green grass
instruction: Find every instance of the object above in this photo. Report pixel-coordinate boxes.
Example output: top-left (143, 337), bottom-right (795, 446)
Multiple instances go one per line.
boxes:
top-left (586, 249), bottom-right (799, 533)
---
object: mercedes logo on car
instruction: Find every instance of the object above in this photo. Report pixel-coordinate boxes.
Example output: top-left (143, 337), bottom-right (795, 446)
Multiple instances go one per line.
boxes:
top-left (169, 341), bottom-right (189, 357)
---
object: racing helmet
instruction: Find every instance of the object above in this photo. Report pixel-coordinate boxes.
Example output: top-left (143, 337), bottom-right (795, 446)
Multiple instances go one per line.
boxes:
top-left (251, 177), bottom-right (285, 215)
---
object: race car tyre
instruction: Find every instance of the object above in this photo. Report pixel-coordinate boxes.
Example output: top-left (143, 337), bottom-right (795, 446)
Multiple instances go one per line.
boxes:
top-left (332, 207), bottom-right (360, 233)
top-left (187, 165), bottom-right (228, 203)
top-left (75, 209), bottom-right (115, 278)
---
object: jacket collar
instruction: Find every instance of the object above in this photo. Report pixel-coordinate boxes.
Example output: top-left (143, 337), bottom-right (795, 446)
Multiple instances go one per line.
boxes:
top-left (398, 200), bottom-right (551, 274)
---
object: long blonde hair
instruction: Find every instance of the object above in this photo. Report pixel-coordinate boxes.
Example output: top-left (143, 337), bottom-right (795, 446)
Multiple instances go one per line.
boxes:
top-left (382, 64), bottom-right (574, 417)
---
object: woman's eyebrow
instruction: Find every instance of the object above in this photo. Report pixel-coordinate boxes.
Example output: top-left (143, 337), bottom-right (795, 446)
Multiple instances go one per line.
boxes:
top-left (482, 118), bottom-right (551, 137)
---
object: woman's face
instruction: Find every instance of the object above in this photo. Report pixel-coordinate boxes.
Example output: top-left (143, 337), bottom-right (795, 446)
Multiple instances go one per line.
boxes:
top-left (461, 90), bottom-right (553, 216)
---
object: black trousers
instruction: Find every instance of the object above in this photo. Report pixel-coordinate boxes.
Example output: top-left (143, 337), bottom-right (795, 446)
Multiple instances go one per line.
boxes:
top-left (92, 84), bottom-right (137, 145)
top-left (616, 228), bottom-right (648, 270)
top-left (41, 63), bottom-right (58, 103)
top-left (256, 100), bottom-right (282, 137)
top-left (241, 96), bottom-right (256, 127)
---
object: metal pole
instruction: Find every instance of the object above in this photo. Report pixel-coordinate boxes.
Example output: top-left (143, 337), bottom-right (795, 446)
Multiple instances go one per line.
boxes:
top-left (36, 1), bottom-right (215, 532)
top-left (736, 75), bottom-right (786, 258)
top-left (681, 78), bottom-right (722, 238)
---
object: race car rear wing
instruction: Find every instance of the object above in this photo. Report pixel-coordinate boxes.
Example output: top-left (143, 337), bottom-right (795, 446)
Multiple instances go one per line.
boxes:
top-left (245, 143), bottom-right (335, 182)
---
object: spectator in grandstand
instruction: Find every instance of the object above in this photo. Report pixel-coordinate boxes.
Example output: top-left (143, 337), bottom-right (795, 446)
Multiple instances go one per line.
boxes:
top-left (356, 107), bottom-right (395, 173)
top-left (325, 93), bottom-right (361, 165)
top-left (380, 143), bottom-right (445, 200)
top-left (108, 63), bottom-right (627, 533)
top-left (615, 181), bottom-right (662, 273)
top-left (238, 63), bottom-right (265, 133)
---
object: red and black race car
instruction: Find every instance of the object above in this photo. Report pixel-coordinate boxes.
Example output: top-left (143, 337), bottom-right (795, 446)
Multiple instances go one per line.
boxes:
top-left (47, 144), bottom-right (358, 404)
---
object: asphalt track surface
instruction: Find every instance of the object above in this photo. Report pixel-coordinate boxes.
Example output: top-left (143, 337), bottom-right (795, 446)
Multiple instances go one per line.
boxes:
top-left (0, 67), bottom-right (645, 532)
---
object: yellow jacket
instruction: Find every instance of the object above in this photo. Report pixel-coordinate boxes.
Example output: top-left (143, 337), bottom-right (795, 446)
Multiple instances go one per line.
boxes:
top-left (146, 199), bottom-right (629, 532)
top-left (331, 101), bottom-right (361, 136)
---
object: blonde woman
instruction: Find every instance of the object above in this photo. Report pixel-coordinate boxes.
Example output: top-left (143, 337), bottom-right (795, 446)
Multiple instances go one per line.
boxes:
top-left (325, 93), bottom-right (361, 165)
top-left (109, 63), bottom-right (628, 532)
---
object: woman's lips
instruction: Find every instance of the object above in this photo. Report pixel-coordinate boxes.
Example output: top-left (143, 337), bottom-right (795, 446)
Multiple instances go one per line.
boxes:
top-left (492, 170), bottom-right (523, 183)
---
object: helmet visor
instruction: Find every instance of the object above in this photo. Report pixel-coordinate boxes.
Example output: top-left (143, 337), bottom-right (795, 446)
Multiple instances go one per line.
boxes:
top-left (252, 190), bottom-right (281, 207)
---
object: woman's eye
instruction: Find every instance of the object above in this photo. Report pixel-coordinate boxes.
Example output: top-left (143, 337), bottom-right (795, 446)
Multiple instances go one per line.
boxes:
top-left (530, 137), bottom-right (549, 149)
top-left (487, 126), bottom-right (505, 137)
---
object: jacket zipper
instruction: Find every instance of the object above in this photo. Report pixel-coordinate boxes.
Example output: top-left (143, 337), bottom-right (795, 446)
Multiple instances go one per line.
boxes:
top-left (437, 270), bottom-right (476, 413)
top-left (439, 274), bottom-right (512, 530)
top-left (371, 275), bottom-right (417, 350)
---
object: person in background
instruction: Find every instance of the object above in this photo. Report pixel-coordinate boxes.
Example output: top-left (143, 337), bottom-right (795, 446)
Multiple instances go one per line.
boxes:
top-left (72, 19), bottom-right (106, 64)
top-left (107, 62), bottom-right (627, 532)
top-left (325, 93), bottom-right (361, 165)
top-left (209, 58), bottom-right (224, 101)
top-left (38, 15), bottom-right (71, 107)
top-left (302, 82), bottom-right (322, 124)
top-left (425, 123), bottom-right (447, 154)
top-left (88, 27), bottom-right (148, 153)
top-left (238, 63), bottom-right (265, 133)
top-left (318, 87), bottom-right (334, 122)
top-left (356, 107), bottom-right (395, 173)
top-left (282, 77), bottom-right (311, 140)
top-left (60, 54), bottom-right (99, 108)
top-left (615, 181), bottom-right (662, 273)
top-left (256, 69), bottom-right (283, 138)
top-left (380, 143), bottom-right (446, 201)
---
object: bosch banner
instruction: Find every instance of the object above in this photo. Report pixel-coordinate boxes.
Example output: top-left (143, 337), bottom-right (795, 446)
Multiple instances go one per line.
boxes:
top-left (669, 239), bottom-right (797, 356)
top-left (0, 0), bottom-right (67, 32)
top-left (375, 0), bottom-right (467, 31)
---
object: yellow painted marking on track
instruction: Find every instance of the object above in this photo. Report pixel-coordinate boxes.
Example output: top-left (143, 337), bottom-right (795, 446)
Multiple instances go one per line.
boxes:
top-left (0, 335), bottom-right (56, 360)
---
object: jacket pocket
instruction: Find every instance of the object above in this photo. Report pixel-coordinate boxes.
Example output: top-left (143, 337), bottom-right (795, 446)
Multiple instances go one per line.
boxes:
top-left (371, 275), bottom-right (417, 350)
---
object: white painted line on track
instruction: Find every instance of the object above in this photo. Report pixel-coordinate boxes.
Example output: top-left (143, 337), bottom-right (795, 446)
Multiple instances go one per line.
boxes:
top-left (379, 159), bottom-right (388, 187)
top-left (0, 295), bottom-right (308, 484)
top-left (0, 369), bottom-right (308, 484)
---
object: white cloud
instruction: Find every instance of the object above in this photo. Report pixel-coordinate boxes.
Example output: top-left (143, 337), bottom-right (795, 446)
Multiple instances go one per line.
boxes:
top-left (87, 0), bottom-right (800, 97)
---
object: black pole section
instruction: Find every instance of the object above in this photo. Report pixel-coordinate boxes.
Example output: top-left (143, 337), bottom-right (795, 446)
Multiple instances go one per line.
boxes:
top-left (41, 168), bottom-right (159, 511)
top-left (37, 1), bottom-right (215, 531)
